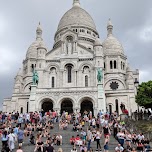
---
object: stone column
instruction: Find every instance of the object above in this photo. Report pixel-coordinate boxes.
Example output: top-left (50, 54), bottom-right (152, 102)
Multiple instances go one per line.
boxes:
top-left (73, 107), bottom-right (80, 113)
top-left (97, 82), bottom-right (106, 113)
top-left (29, 85), bottom-right (37, 112)
top-left (60, 70), bottom-right (64, 87)
top-left (94, 107), bottom-right (98, 117)
top-left (97, 68), bottom-right (106, 113)
top-left (54, 108), bottom-right (60, 114)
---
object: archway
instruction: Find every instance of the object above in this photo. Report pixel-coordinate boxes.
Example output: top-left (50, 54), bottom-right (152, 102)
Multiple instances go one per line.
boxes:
top-left (41, 99), bottom-right (53, 112)
top-left (109, 104), bottom-right (112, 115)
top-left (61, 99), bottom-right (73, 114)
top-left (80, 100), bottom-right (93, 116)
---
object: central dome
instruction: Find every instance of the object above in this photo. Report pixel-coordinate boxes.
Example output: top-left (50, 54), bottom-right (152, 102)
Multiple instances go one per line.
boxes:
top-left (57, 5), bottom-right (97, 32)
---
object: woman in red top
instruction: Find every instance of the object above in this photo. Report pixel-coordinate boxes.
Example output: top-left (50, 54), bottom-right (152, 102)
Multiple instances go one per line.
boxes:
top-left (70, 136), bottom-right (76, 145)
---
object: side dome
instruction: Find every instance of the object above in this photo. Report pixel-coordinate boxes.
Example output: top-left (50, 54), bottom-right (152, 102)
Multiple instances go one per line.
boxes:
top-left (102, 35), bottom-right (124, 53)
top-left (103, 19), bottom-right (124, 54)
top-left (26, 23), bottom-right (47, 59)
top-left (57, 5), bottom-right (97, 32)
top-left (26, 40), bottom-right (46, 59)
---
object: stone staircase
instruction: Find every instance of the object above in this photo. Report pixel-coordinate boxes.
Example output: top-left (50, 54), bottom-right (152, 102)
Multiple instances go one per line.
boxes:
top-left (0, 122), bottom-right (119, 152)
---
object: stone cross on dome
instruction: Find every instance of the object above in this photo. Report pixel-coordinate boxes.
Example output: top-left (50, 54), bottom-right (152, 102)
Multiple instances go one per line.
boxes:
top-left (73, 0), bottom-right (80, 7)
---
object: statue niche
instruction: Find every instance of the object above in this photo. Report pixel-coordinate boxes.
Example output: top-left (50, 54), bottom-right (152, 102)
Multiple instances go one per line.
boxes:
top-left (66, 36), bottom-right (73, 55)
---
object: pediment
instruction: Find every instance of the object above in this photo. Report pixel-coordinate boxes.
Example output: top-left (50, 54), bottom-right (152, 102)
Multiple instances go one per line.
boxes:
top-left (77, 44), bottom-right (94, 57)
top-left (46, 46), bottom-right (62, 60)
top-left (60, 29), bottom-right (78, 41)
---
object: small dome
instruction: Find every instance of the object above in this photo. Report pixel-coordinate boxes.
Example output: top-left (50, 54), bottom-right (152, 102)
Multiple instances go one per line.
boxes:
top-left (103, 19), bottom-right (124, 54)
top-left (94, 38), bottom-right (102, 46)
top-left (57, 6), bottom-right (97, 32)
top-left (102, 35), bottom-right (124, 53)
top-left (26, 23), bottom-right (47, 59)
top-left (26, 40), bottom-right (46, 59)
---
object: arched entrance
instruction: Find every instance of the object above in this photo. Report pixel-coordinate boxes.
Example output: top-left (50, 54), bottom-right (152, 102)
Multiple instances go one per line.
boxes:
top-left (109, 104), bottom-right (112, 115)
top-left (61, 99), bottom-right (73, 114)
top-left (41, 99), bottom-right (53, 112)
top-left (80, 100), bottom-right (93, 116)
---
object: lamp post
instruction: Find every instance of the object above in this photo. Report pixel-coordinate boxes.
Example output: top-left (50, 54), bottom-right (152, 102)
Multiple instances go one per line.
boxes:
top-left (134, 79), bottom-right (139, 112)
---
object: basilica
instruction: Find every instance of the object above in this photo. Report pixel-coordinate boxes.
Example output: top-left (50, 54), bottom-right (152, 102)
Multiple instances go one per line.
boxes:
top-left (3, 0), bottom-right (139, 116)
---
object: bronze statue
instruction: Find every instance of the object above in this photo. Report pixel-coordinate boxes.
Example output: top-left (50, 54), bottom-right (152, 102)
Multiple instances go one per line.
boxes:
top-left (97, 68), bottom-right (103, 82)
top-left (32, 70), bottom-right (39, 85)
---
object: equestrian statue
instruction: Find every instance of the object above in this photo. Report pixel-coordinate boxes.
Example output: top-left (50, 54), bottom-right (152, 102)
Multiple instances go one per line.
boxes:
top-left (32, 70), bottom-right (39, 85)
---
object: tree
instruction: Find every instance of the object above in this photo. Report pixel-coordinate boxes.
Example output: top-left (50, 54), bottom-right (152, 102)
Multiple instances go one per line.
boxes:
top-left (136, 81), bottom-right (152, 108)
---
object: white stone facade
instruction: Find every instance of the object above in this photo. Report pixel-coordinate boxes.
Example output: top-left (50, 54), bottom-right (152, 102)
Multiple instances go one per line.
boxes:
top-left (3, 0), bottom-right (139, 116)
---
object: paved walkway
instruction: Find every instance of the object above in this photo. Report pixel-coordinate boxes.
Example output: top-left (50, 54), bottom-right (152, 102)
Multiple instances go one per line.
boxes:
top-left (0, 122), bottom-right (118, 152)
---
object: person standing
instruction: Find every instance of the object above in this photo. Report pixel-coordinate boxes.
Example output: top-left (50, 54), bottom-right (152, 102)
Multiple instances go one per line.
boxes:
top-left (87, 128), bottom-right (92, 152)
top-left (18, 116), bottom-right (22, 128)
top-left (95, 128), bottom-right (102, 151)
top-left (46, 143), bottom-right (55, 152)
top-left (1, 130), bottom-right (9, 151)
top-left (104, 135), bottom-right (109, 152)
top-left (8, 129), bottom-right (16, 151)
top-left (116, 130), bottom-right (125, 147)
top-left (17, 127), bottom-right (24, 147)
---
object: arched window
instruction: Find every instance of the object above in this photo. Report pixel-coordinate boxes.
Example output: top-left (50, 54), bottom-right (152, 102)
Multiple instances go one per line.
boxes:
top-left (31, 64), bottom-right (34, 72)
top-left (50, 67), bottom-right (56, 74)
top-left (83, 66), bottom-right (89, 73)
top-left (104, 62), bottom-right (106, 69)
top-left (85, 75), bottom-right (88, 87)
top-left (115, 99), bottom-right (119, 114)
top-left (114, 60), bottom-right (117, 69)
top-left (27, 102), bottom-right (29, 113)
top-left (66, 36), bottom-right (73, 54)
top-left (109, 105), bottom-right (112, 115)
top-left (123, 63), bottom-right (125, 70)
top-left (20, 107), bottom-right (23, 114)
top-left (52, 77), bottom-right (55, 88)
top-left (121, 61), bottom-right (123, 69)
top-left (67, 65), bottom-right (72, 83)
top-left (110, 61), bottom-right (113, 69)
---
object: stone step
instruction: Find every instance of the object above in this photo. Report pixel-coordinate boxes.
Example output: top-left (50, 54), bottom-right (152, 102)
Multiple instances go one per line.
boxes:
top-left (0, 122), bottom-right (119, 152)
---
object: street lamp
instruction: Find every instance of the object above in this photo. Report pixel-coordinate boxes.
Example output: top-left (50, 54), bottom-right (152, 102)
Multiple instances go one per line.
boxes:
top-left (134, 79), bottom-right (139, 112)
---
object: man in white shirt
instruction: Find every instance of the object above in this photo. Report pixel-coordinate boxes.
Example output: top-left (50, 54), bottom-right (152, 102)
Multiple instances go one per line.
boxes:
top-left (115, 144), bottom-right (124, 152)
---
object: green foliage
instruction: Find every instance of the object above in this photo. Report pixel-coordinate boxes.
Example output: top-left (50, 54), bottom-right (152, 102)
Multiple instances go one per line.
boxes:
top-left (136, 81), bottom-right (152, 108)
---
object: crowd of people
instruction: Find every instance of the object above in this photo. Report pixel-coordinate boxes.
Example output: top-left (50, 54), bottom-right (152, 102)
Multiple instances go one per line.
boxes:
top-left (0, 109), bottom-right (151, 152)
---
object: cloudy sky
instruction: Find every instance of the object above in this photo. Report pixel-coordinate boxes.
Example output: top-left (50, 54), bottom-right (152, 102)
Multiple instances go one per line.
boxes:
top-left (0, 0), bottom-right (152, 110)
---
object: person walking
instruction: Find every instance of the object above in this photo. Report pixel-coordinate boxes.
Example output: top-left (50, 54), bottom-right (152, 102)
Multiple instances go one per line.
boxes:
top-left (17, 127), bottom-right (24, 147)
top-left (104, 135), bottom-right (109, 152)
top-left (8, 129), bottom-right (16, 151)
top-left (95, 128), bottom-right (102, 151)
top-left (1, 130), bottom-right (9, 152)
